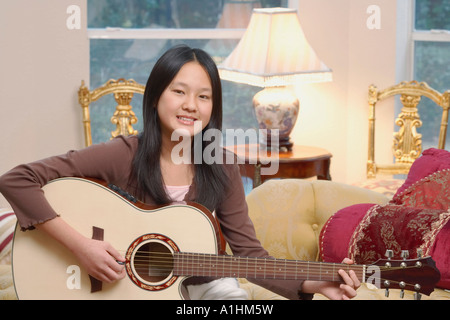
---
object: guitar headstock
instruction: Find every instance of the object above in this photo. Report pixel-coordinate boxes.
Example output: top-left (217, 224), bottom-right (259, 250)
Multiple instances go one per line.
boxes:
top-left (367, 250), bottom-right (441, 299)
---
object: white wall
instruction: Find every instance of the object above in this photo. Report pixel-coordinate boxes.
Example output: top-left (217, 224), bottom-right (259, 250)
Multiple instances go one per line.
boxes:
top-left (0, 0), bottom-right (89, 207)
top-left (290, 0), bottom-right (401, 183)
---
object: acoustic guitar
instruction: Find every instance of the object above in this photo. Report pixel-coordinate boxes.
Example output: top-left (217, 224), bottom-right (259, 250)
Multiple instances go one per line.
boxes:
top-left (12, 177), bottom-right (440, 299)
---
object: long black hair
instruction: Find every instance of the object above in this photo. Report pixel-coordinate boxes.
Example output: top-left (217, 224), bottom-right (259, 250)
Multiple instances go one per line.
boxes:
top-left (131, 45), bottom-right (229, 212)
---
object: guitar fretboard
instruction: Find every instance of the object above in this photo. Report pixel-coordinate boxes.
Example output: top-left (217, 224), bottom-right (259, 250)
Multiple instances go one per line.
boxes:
top-left (173, 252), bottom-right (365, 282)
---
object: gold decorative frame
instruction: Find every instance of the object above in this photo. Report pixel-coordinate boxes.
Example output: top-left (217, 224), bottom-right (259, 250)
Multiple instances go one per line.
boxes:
top-left (367, 80), bottom-right (450, 178)
top-left (78, 79), bottom-right (145, 147)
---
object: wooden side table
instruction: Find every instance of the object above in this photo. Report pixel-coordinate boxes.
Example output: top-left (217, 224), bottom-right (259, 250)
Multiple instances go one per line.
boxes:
top-left (225, 144), bottom-right (332, 188)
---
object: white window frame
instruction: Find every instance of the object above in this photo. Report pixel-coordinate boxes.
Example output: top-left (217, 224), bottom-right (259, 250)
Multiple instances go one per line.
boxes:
top-left (87, 1), bottom-right (297, 42)
top-left (403, 0), bottom-right (450, 80)
top-left (87, 28), bottom-right (246, 40)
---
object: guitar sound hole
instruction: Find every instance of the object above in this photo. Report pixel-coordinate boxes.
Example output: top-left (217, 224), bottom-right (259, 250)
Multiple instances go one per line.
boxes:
top-left (134, 241), bottom-right (174, 283)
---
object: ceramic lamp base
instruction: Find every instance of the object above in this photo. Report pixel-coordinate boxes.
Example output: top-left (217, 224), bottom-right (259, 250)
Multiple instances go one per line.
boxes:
top-left (253, 86), bottom-right (299, 151)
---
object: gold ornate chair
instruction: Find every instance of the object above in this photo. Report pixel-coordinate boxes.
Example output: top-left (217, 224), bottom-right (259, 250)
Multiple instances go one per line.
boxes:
top-left (78, 79), bottom-right (145, 147)
top-left (367, 80), bottom-right (449, 179)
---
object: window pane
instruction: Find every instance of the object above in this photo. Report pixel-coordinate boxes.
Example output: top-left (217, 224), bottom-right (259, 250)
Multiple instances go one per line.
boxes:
top-left (90, 39), bottom-right (258, 145)
top-left (415, 0), bottom-right (450, 30)
top-left (413, 41), bottom-right (450, 150)
top-left (88, 0), bottom-right (287, 29)
top-left (414, 41), bottom-right (450, 93)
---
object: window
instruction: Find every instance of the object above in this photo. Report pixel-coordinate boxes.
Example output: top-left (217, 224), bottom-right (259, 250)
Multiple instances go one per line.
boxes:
top-left (411, 0), bottom-right (450, 150)
top-left (87, 0), bottom-right (287, 144)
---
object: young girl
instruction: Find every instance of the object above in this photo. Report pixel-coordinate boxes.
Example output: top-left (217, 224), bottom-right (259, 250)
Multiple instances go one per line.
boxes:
top-left (0, 45), bottom-right (360, 300)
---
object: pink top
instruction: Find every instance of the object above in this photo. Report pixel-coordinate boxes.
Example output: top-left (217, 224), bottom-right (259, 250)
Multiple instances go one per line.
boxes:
top-left (166, 185), bottom-right (190, 202)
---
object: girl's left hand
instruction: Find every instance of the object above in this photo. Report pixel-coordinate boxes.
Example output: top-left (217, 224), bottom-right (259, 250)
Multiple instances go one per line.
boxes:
top-left (302, 258), bottom-right (361, 300)
top-left (318, 258), bottom-right (361, 300)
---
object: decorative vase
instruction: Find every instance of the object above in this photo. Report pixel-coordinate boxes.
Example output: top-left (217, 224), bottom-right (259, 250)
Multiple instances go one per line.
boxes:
top-left (253, 86), bottom-right (299, 151)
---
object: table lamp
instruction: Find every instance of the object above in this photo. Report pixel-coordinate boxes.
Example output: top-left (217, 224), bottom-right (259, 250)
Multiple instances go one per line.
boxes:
top-left (218, 7), bottom-right (332, 151)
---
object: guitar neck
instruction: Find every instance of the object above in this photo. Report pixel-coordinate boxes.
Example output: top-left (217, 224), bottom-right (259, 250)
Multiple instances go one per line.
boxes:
top-left (173, 252), bottom-right (365, 283)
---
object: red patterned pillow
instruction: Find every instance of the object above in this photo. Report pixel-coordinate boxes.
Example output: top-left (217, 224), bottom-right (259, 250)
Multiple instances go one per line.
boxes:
top-left (347, 204), bottom-right (450, 289)
top-left (319, 203), bottom-right (377, 263)
top-left (319, 148), bottom-right (450, 290)
top-left (394, 148), bottom-right (450, 197)
top-left (431, 221), bottom-right (450, 289)
top-left (391, 169), bottom-right (450, 210)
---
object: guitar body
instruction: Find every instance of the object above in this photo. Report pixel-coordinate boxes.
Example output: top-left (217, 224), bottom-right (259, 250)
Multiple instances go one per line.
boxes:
top-left (12, 177), bottom-right (220, 300)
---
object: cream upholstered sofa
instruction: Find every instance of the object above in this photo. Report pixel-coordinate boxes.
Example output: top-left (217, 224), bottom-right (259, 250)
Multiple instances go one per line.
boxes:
top-left (238, 179), bottom-right (450, 300)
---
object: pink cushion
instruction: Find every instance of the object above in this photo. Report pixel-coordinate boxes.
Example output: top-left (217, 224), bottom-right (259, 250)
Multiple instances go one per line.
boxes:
top-left (347, 204), bottom-right (449, 289)
top-left (394, 148), bottom-right (450, 197)
top-left (429, 220), bottom-right (450, 289)
top-left (319, 148), bottom-right (450, 290)
top-left (391, 169), bottom-right (450, 210)
top-left (0, 210), bottom-right (16, 263)
top-left (319, 203), bottom-right (376, 263)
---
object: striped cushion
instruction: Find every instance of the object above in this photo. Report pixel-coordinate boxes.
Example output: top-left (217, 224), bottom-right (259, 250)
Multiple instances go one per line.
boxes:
top-left (0, 208), bottom-right (16, 265)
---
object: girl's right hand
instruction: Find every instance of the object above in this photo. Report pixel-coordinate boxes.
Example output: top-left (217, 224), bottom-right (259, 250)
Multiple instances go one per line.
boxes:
top-left (37, 216), bottom-right (126, 283)
top-left (73, 237), bottom-right (126, 283)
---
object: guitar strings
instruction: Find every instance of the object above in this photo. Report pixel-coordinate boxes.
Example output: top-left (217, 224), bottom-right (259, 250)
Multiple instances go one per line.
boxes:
top-left (126, 250), bottom-right (418, 272)
top-left (120, 251), bottom-right (422, 288)
top-left (126, 266), bottom-right (416, 290)
top-left (125, 269), bottom-right (416, 292)
top-left (126, 251), bottom-right (419, 271)
top-left (126, 268), bottom-right (415, 290)
top-left (128, 251), bottom-right (367, 270)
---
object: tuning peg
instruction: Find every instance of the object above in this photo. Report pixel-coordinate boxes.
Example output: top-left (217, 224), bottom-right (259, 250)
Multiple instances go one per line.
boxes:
top-left (400, 250), bottom-right (409, 268)
top-left (384, 280), bottom-right (390, 297)
top-left (385, 249), bottom-right (393, 259)
top-left (385, 250), bottom-right (393, 268)
top-left (414, 284), bottom-right (422, 300)
top-left (399, 281), bottom-right (406, 299)
top-left (416, 248), bottom-right (423, 258)
top-left (401, 250), bottom-right (409, 259)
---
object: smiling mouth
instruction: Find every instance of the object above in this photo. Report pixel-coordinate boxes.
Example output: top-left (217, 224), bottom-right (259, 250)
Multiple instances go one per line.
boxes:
top-left (177, 116), bottom-right (197, 124)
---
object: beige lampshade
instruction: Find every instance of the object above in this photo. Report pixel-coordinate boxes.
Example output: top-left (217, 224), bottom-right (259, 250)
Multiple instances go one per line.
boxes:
top-left (218, 7), bottom-right (332, 87)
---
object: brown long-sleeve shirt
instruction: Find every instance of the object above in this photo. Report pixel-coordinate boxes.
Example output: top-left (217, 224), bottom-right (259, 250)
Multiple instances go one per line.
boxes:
top-left (0, 135), bottom-right (312, 300)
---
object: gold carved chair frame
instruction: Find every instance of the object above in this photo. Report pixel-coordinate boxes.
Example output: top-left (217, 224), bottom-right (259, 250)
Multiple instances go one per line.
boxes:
top-left (78, 79), bottom-right (145, 147)
top-left (367, 80), bottom-right (450, 178)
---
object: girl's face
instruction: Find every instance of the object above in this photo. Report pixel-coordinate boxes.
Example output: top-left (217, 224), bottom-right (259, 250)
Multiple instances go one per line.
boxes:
top-left (157, 61), bottom-right (213, 140)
